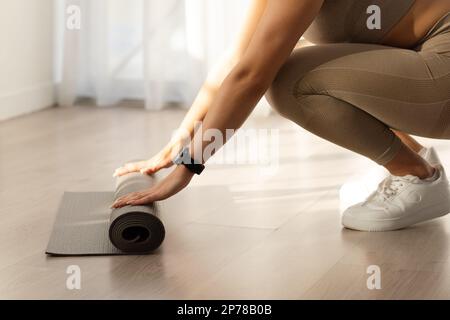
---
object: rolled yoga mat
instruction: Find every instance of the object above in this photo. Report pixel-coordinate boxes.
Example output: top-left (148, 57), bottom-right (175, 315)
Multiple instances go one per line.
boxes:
top-left (46, 173), bottom-right (165, 256)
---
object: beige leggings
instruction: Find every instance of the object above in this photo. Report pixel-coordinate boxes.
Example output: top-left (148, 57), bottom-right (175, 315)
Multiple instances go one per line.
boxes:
top-left (266, 13), bottom-right (450, 165)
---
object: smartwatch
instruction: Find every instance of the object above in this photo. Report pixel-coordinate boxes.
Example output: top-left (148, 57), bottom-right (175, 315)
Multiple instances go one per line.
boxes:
top-left (173, 147), bottom-right (205, 175)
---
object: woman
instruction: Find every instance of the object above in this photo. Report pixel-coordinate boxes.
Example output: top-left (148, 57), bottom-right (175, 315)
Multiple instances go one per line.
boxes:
top-left (112, 0), bottom-right (450, 232)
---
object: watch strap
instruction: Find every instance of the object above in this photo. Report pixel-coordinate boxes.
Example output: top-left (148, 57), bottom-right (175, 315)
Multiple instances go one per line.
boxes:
top-left (175, 147), bottom-right (205, 175)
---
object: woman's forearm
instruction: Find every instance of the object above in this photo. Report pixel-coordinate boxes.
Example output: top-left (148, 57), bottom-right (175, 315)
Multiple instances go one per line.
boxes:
top-left (172, 0), bottom-right (268, 145)
top-left (189, 66), bottom-right (270, 163)
top-left (188, 0), bottom-right (322, 164)
top-left (172, 52), bottom-right (239, 144)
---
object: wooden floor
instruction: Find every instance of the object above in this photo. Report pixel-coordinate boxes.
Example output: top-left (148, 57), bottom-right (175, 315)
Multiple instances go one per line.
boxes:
top-left (1, 104), bottom-right (450, 299)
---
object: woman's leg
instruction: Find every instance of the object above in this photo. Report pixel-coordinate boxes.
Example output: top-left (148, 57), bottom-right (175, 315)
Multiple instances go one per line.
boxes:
top-left (393, 130), bottom-right (425, 153)
top-left (384, 144), bottom-right (434, 178)
top-left (391, 131), bottom-right (431, 176)
top-left (266, 43), bottom-right (450, 177)
top-left (265, 43), bottom-right (450, 231)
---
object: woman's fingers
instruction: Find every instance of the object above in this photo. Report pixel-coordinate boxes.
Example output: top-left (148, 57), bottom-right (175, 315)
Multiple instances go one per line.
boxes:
top-left (140, 158), bottom-right (173, 175)
top-left (111, 185), bottom-right (162, 208)
top-left (139, 160), bottom-right (158, 174)
top-left (140, 164), bottom-right (160, 175)
top-left (111, 191), bottom-right (145, 208)
top-left (111, 196), bottom-right (128, 208)
top-left (115, 149), bottom-right (175, 177)
top-left (128, 191), bottom-right (162, 205)
top-left (113, 160), bottom-right (149, 177)
top-left (113, 167), bottom-right (126, 177)
top-left (113, 185), bottom-right (164, 208)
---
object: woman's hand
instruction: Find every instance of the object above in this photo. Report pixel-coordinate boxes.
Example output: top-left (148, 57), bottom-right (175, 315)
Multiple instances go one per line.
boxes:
top-left (111, 165), bottom-right (194, 208)
top-left (113, 142), bottom-right (183, 177)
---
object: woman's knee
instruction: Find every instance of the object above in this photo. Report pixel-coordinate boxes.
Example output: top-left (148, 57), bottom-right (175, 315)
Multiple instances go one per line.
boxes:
top-left (265, 46), bottom-right (328, 116)
top-left (265, 77), bottom-right (294, 117)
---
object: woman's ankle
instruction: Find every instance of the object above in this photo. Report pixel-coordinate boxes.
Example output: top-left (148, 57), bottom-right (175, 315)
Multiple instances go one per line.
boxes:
top-left (384, 144), bottom-right (435, 179)
top-left (388, 164), bottom-right (435, 179)
top-left (393, 130), bottom-right (425, 154)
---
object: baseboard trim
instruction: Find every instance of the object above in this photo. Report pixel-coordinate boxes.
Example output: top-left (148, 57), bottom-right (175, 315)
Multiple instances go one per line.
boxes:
top-left (0, 82), bottom-right (55, 121)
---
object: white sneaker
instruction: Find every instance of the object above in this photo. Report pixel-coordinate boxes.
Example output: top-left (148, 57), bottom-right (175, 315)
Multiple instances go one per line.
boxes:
top-left (341, 166), bottom-right (450, 232)
top-left (339, 147), bottom-right (442, 213)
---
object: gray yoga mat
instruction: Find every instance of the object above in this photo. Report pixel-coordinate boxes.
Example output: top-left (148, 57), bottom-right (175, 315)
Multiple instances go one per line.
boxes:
top-left (46, 173), bottom-right (165, 256)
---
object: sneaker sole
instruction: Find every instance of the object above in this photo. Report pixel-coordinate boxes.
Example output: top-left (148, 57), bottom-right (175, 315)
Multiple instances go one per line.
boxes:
top-left (342, 201), bottom-right (450, 232)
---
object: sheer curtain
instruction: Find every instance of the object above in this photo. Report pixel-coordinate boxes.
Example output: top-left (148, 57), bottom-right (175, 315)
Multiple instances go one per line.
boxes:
top-left (55, 0), bottom-right (251, 110)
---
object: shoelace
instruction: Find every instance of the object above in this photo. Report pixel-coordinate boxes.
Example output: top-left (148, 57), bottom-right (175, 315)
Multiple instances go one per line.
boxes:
top-left (365, 175), bottom-right (420, 204)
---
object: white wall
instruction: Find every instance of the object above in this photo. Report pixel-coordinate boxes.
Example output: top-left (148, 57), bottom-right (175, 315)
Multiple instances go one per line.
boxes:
top-left (0, 0), bottom-right (55, 121)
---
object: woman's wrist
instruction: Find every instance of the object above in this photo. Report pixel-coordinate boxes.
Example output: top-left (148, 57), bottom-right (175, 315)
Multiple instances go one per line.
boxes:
top-left (173, 146), bottom-right (206, 175)
top-left (176, 162), bottom-right (196, 178)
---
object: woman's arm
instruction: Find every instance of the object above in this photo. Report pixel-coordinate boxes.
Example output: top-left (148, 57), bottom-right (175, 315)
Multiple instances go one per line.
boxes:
top-left (114, 0), bottom-right (268, 177)
top-left (190, 0), bottom-right (323, 164)
top-left (174, 0), bottom-right (268, 142)
top-left (112, 0), bottom-right (324, 207)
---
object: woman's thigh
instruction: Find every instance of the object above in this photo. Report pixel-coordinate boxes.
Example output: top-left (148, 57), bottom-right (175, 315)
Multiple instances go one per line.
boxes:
top-left (267, 43), bottom-right (450, 139)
